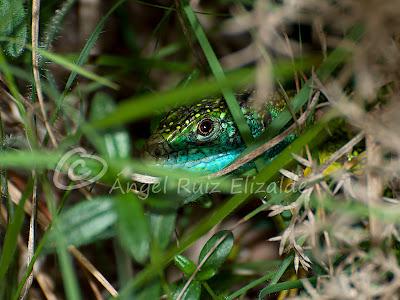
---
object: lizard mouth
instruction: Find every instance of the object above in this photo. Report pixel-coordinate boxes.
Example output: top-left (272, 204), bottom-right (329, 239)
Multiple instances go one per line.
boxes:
top-left (145, 134), bottom-right (243, 173)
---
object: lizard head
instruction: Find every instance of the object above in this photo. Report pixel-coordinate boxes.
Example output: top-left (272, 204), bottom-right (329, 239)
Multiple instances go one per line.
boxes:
top-left (145, 95), bottom-right (272, 173)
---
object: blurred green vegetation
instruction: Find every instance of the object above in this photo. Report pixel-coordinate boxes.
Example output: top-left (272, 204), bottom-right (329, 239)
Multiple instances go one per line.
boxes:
top-left (0, 0), bottom-right (396, 299)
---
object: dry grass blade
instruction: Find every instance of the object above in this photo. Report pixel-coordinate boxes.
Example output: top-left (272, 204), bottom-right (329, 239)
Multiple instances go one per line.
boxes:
top-left (19, 174), bottom-right (38, 300)
top-left (7, 180), bottom-right (118, 298)
top-left (366, 134), bottom-right (384, 244)
top-left (319, 132), bottom-right (364, 173)
top-left (32, 0), bottom-right (58, 147)
top-left (35, 271), bottom-right (58, 300)
top-left (296, 131), bottom-right (365, 189)
top-left (68, 246), bottom-right (118, 298)
top-left (211, 91), bottom-right (320, 177)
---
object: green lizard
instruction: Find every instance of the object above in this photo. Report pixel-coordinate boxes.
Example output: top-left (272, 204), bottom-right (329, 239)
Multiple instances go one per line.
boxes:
top-left (145, 92), bottom-right (294, 174)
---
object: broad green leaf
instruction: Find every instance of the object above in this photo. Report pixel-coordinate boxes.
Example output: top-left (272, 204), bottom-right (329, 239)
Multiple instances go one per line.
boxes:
top-left (48, 197), bottom-right (116, 249)
top-left (0, 2), bottom-right (13, 34)
top-left (173, 281), bottom-right (201, 300)
top-left (174, 255), bottom-right (196, 277)
top-left (116, 193), bottom-right (150, 264)
top-left (0, 0), bottom-right (27, 58)
top-left (195, 268), bottom-right (217, 281)
top-left (89, 92), bottom-right (131, 158)
top-left (5, 23), bottom-right (26, 57)
top-left (0, 0), bottom-right (25, 34)
top-left (197, 230), bottom-right (234, 280)
top-left (89, 92), bottom-right (118, 120)
top-left (150, 212), bottom-right (176, 250)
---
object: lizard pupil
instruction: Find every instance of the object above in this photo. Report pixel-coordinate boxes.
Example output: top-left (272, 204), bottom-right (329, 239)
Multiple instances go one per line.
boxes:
top-left (197, 118), bottom-right (214, 136)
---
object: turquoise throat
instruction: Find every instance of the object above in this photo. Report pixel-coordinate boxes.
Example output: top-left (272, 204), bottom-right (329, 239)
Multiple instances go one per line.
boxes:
top-left (145, 93), bottom-right (292, 174)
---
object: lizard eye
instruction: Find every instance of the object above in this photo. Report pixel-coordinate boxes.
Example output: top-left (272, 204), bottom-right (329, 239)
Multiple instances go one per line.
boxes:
top-left (197, 118), bottom-right (214, 136)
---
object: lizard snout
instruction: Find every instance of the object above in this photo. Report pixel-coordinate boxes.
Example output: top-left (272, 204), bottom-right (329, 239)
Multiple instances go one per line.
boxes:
top-left (145, 134), bottom-right (171, 159)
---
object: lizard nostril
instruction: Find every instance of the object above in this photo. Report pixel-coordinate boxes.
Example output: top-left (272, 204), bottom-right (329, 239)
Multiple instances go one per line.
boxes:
top-left (153, 148), bottom-right (162, 157)
top-left (145, 134), bottom-right (169, 158)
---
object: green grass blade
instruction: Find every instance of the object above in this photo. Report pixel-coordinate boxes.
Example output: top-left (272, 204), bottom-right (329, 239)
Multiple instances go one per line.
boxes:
top-left (226, 271), bottom-right (275, 299)
top-left (0, 150), bottom-right (62, 169)
top-left (259, 276), bottom-right (317, 297)
top-left (116, 194), bottom-right (151, 264)
top-left (0, 181), bottom-right (33, 281)
top-left (0, 149), bottom-right (232, 195)
top-left (182, 3), bottom-right (253, 146)
top-left (42, 179), bottom-right (82, 300)
top-left (60, 0), bottom-right (126, 96)
top-left (91, 56), bottom-right (311, 129)
top-left (95, 55), bottom-right (191, 72)
top-left (257, 254), bottom-right (294, 299)
top-left (34, 47), bottom-right (118, 90)
top-left (41, 0), bottom-right (77, 51)
top-left (91, 68), bottom-right (254, 129)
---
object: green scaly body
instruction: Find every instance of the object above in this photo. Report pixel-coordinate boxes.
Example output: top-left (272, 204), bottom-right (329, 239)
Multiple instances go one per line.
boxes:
top-left (145, 93), bottom-right (292, 174)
